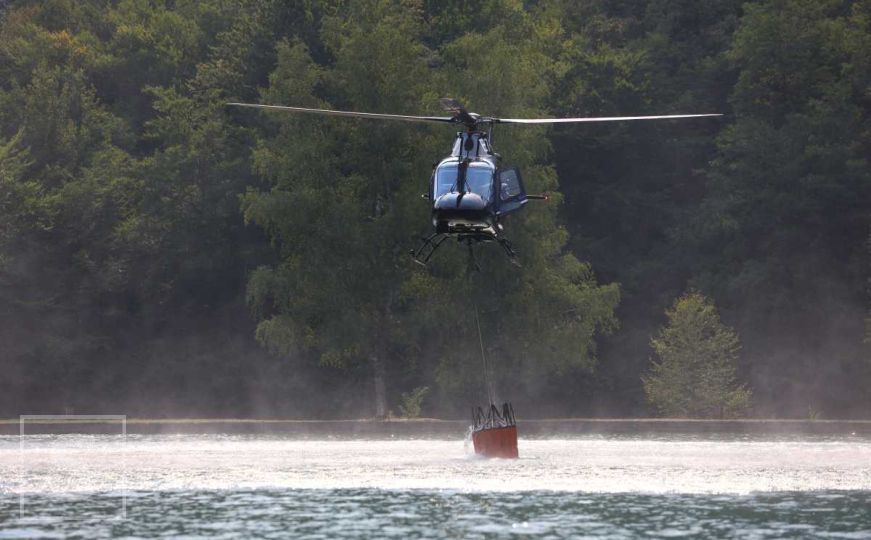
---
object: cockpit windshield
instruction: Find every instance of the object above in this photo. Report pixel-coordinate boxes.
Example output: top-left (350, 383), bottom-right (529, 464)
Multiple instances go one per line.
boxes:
top-left (434, 162), bottom-right (494, 201)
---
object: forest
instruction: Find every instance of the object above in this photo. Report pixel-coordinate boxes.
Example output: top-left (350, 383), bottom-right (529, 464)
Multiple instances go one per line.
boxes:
top-left (0, 0), bottom-right (868, 419)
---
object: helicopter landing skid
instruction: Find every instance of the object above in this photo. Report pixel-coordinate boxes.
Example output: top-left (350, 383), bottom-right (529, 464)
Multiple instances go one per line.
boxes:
top-left (411, 232), bottom-right (449, 266)
top-left (471, 234), bottom-right (519, 266)
top-left (411, 231), bottom-right (519, 267)
top-left (497, 237), bottom-right (519, 263)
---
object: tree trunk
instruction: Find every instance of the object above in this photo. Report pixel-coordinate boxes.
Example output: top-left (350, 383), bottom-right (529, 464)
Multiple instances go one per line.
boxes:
top-left (371, 355), bottom-right (387, 419)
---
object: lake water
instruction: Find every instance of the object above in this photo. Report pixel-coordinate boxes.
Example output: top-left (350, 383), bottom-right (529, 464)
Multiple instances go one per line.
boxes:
top-left (1, 434), bottom-right (870, 538)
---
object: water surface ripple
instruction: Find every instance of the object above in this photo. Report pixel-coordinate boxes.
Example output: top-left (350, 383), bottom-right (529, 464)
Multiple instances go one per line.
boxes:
top-left (1, 434), bottom-right (869, 538)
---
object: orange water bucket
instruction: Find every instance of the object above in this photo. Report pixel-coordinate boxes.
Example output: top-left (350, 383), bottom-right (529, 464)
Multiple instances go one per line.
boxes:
top-left (472, 424), bottom-right (519, 458)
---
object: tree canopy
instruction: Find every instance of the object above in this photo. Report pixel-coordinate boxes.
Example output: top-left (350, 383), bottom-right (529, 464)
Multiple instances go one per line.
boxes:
top-left (0, 0), bottom-right (868, 419)
top-left (643, 291), bottom-right (751, 418)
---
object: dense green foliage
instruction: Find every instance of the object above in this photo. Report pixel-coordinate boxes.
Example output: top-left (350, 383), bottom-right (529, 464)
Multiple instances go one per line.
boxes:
top-left (0, 0), bottom-right (868, 418)
top-left (398, 386), bottom-right (429, 419)
top-left (643, 292), bottom-right (751, 418)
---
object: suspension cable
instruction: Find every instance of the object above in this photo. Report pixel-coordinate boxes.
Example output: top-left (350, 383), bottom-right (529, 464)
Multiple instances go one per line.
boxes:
top-left (466, 242), bottom-right (494, 405)
top-left (472, 291), bottom-right (494, 406)
top-left (466, 245), bottom-right (493, 410)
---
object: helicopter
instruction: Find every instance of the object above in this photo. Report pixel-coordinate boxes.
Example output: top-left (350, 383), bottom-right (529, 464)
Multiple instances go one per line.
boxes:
top-left (228, 98), bottom-right (721, 265)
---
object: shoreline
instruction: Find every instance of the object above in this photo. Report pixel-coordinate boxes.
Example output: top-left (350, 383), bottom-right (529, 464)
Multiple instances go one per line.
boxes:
top-left (2, 417), bottom-right (871, 436)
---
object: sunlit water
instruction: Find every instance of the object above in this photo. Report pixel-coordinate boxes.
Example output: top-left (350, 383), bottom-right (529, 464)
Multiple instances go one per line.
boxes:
top-left (2, 434), bottom-right (870, 537)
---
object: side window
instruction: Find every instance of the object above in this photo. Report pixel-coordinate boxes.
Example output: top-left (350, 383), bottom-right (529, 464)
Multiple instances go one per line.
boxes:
top-left (499, 168), bottom-right (523, 201)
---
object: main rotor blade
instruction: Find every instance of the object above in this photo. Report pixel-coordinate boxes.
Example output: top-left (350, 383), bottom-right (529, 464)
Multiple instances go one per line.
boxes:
top-left (227, 103), bottom-right (455, 124)
top-left (493, 113), bottom-right (723, 124)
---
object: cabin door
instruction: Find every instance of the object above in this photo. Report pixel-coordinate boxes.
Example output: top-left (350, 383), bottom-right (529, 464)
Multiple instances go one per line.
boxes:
top-left (496, 167), bottom-right (527, 215)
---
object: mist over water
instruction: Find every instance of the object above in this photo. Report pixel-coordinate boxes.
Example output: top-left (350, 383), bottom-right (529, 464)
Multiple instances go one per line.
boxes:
top-left (3, 434), bottom-right (871, 493)
top-left (2, 433), bottom-right (871, 537)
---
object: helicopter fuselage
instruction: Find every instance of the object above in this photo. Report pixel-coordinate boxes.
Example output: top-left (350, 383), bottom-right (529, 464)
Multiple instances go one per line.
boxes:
top-left (428, 131), bottom-right (526, 243)
top-left (410, 129), bottom-right (530, 263)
